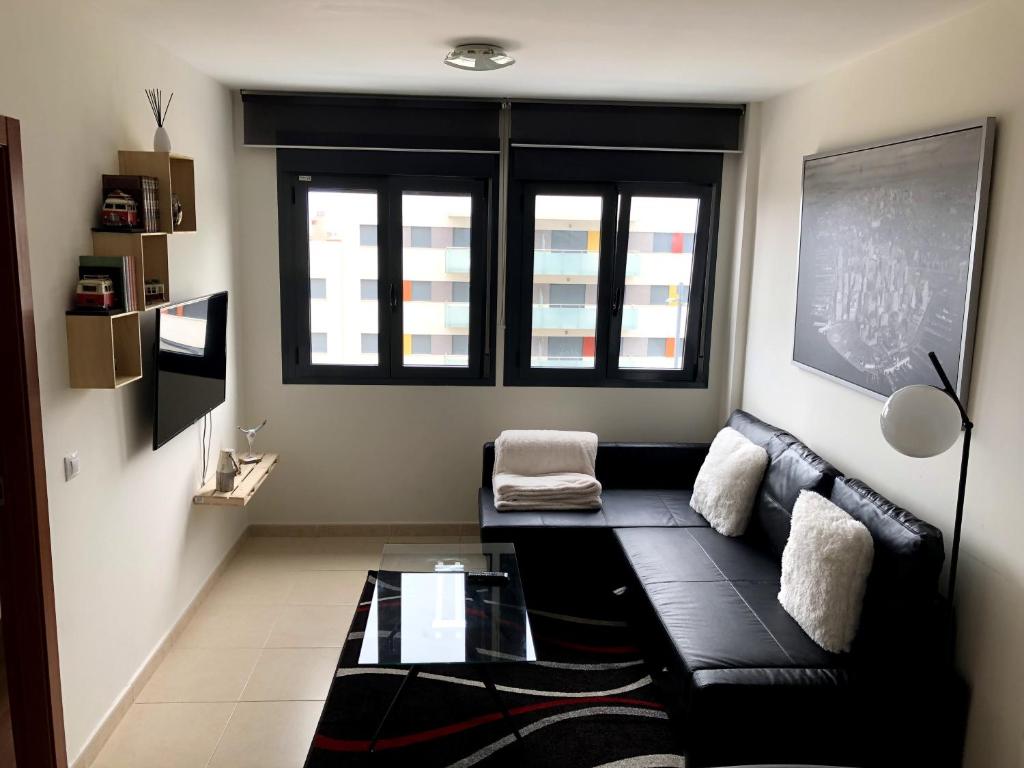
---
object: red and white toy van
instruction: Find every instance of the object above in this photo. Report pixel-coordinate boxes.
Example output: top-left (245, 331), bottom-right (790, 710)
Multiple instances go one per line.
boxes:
top-left (101, 191), bottom-right (139, 229)
top-left (75, 277), bottom-right (116, 309)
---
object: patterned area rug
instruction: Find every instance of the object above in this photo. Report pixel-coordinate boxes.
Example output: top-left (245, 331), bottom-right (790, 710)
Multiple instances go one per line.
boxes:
top-left (304, 573), bottom-right (685, 768)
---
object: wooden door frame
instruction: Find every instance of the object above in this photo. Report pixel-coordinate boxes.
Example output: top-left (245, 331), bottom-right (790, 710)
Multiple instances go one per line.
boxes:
top-left (0, 114), bottom-right (68, 767)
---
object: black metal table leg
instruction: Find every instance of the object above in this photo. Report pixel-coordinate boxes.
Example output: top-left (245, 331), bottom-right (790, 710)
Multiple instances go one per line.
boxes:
top-left (480, 665), bottom-right (521, 741)
top-left (369, 666), bottom-right (419, 753)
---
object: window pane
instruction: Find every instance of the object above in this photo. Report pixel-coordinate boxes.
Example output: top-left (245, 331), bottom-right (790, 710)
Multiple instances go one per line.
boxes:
top-left (360, 333), bottom-right (378, 354)
top-left (619, 196), bottom-right (699, 370)
top-left (548, 337), bottom-right (584, 360)
top-left (452, 227), bottom-right (471, 247)
top-left (311, 332), bottom-right (328, 355)
top-left (530, 195), bottom-right (601, 369)
top-left (402, 193), bottom-right (472, 367)
top-left (308, 190), bottom-right (379, 365)
top-left (411, 334), bottom-right (432, 354)
top-left (411, 281), bottom-right (432, 301)
top-left (550, 284), bottom-right (586, 306)
top-left (310, 278), bottom-right (327, 299)
top-left (411, 226), bottom-right (432, 247)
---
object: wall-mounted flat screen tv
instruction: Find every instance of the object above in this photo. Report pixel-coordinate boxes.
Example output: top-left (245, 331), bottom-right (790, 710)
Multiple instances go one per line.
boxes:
top-left (153, 291), bottom-right (228, 449)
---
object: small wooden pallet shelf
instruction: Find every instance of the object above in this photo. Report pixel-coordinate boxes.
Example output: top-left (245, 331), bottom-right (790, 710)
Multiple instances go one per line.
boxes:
top-left (66, 311), bottom-right (142, 389)
top-left (193, 453), bottom-right (278, 507)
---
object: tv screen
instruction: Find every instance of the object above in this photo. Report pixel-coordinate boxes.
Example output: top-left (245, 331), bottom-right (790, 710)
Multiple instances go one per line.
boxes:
top-left (153, 292), bottom-right (228, 449)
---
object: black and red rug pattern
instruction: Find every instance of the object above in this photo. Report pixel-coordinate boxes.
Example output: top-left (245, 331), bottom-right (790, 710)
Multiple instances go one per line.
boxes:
top-left (304, 573), bottom-right (685, 768)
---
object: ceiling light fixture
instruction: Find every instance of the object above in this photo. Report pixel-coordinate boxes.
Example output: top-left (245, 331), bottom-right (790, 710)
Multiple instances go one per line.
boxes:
top-left (444, 43), bottom-right (515, 71)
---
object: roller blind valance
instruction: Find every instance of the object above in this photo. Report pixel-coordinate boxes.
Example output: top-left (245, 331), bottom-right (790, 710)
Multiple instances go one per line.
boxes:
top-left (508, 100), bottom-right (744, 152)
top-left (241, 91), bottom-right (503, 152)
top-left (242, 92), bottom-right (744, 153)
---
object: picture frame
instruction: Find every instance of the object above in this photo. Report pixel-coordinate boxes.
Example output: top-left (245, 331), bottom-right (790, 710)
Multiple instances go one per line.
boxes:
top-left (792, 118), bottom-right (996, 405)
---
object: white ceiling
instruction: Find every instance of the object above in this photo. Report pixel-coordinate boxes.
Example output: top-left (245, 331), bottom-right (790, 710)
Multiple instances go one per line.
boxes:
top-left (108, 0), bottom-right (984, 101)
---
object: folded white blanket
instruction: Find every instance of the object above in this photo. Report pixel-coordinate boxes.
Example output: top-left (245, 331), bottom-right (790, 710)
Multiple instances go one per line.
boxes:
top-left (493, 471), bottom-right (602, 511)
top-left (492, 429), bottom-right (602, 511)
top-left (493, 430), bottom-right (598, 477)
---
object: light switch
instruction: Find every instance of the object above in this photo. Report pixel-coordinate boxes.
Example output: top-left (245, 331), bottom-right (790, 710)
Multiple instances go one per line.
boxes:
top-left (64, 452), bottom-right (80, 481)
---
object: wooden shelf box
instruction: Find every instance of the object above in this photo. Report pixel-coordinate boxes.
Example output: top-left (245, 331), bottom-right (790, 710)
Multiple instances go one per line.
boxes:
top-left (66, 311), bottom-right (142, 389)
top-left (91, 231), bottom-right (170, 310)
top-left (117, 151), bottom-right (196, 233)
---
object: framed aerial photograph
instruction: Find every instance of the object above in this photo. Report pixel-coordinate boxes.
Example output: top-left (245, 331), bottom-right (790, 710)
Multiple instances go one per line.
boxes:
top-left (793, 118), bottom-right (995, 405)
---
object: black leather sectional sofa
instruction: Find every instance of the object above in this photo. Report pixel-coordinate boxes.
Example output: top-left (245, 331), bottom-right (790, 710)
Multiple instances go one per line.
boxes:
top-left (479, 410), bottom-right (953, 767)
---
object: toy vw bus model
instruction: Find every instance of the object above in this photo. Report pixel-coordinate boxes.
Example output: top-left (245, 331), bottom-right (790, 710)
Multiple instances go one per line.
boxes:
top-left (101, 191), bottom-right (139, 229)
top-left (75, 277), bottom-right (116, 309)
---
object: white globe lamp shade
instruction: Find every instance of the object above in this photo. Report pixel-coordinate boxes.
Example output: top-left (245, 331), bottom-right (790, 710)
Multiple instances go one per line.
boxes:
top-left (880, 384), bottom-right (963, 458)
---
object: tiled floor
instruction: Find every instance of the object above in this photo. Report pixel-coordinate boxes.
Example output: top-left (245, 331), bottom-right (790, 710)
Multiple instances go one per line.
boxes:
top-left (92, 534), bottom-right (477, 768)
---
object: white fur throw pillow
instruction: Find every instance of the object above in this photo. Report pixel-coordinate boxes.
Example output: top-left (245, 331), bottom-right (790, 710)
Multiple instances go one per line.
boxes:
top-left (691, 427), bottom-right (769, 536)
top-left (778, 490), bottom-right (875, 653)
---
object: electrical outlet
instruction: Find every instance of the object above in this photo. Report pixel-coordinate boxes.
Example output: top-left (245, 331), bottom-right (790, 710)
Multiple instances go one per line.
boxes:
top-left (64, 452), bottom-right (80, 481)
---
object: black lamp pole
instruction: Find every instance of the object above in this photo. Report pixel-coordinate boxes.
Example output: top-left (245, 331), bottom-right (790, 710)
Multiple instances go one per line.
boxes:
top-left (927, 351), bottom-right (973, 604)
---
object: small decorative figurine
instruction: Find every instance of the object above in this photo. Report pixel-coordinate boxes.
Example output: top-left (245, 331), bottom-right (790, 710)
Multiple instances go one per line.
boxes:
top-left (144, 279), bottom-right (166, 305)
top-left (171, 193), bottom-right (184, 227)
top-left (237, 420), bottom-right (268, 464)
top-left (75, 277), bottom-right (116, 309)
top-left (100, 191), bottom-right (140, 230)
top-left (216, 449), bottom-right (240, 493)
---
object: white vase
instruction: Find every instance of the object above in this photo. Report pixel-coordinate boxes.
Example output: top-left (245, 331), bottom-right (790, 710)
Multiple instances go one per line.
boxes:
top-left (153, 126), bottom-right (172, 153)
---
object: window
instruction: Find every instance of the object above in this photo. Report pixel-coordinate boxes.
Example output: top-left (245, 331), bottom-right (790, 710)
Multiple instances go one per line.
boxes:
top-left (647, 337), bottom-right (668, 357)
top-left (548, 336), bottom-right (584, 360)
top-left (549, 283), bottom-right (587, 307)
top-left (649, 285), bottom-right (669, 306)
top-left (618, 196), bottom-right (698, 371)
top-left (504, 148), bottom-right (720, 387)
top-left (410, 226), bottom-right (432, 248)
top-left (278, 149), bottom-right (496, 384)
top-left (360, 225), bottom-right (377, 246)
top-left (551, 230), bottom-right (588, 251)
top-left (410, 334), bottom-right (432, 355)
top-left (410, 280), bottom-right (432, 301)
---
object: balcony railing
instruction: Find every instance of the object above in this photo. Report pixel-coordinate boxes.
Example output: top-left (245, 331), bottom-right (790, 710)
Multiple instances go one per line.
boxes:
top-left (534, 250), bottom-right (600, 277)
top-left (445, 247), bottom-right (471, 274)
top-left (532, 305), bottom-right (637, 331)
top-left (534, 250), bottom-right (642, 277)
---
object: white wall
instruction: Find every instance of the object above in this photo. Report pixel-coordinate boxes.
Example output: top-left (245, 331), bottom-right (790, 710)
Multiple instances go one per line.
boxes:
top-left (741, 2), bottom-right (1024, 765)
top-left (235, 116), bottom-right (744, 524)
top-left (0, 1), bottom-right (243, 762)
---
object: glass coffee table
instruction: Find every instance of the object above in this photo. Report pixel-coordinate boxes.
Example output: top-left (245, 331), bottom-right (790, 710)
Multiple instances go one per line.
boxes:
top-left (356, 542), bottom-right (535, 752)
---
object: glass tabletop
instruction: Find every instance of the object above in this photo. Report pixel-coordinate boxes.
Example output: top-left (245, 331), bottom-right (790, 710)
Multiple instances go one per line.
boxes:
top-left (357, 542), bottom-right (536, 666)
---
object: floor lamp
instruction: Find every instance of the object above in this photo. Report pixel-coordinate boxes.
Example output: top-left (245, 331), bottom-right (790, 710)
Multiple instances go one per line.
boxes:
top-left (879, 351), bottom-right (972, 605)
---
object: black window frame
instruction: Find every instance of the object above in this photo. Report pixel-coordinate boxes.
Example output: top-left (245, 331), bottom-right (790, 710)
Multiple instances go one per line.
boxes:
top-left (504, 148), bottom-right (721, 388)
top-left (278, 149), bottom-right (498, 386)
